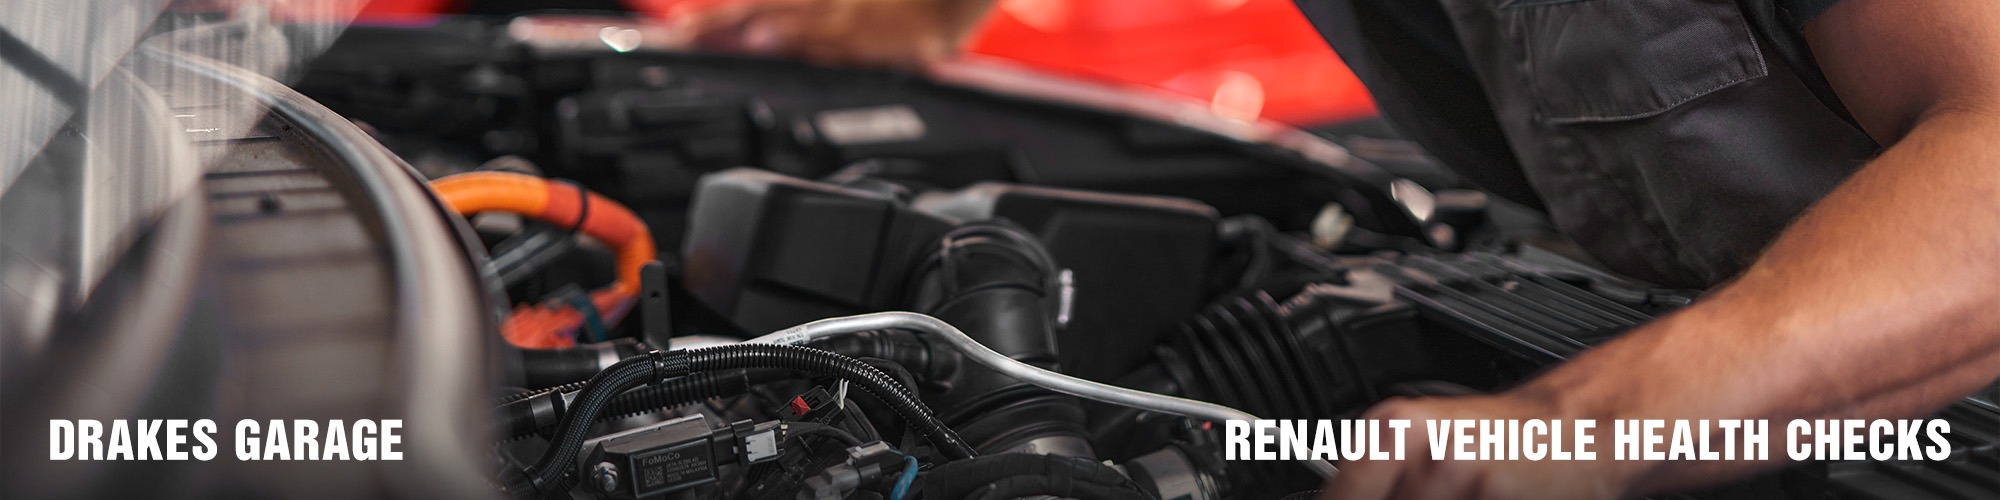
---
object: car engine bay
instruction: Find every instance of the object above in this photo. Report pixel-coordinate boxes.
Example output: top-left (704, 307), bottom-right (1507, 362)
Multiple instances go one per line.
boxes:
top-left (4, 12), bottom-right (1998, 500)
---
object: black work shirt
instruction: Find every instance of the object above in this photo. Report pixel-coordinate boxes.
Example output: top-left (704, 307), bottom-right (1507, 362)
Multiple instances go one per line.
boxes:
top-left (1296, 0), bottom-right (1880, 288)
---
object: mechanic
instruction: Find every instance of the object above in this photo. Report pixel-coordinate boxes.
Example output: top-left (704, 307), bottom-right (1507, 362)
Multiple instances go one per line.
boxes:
top-left (676, 0), bottom-right (2000, 498)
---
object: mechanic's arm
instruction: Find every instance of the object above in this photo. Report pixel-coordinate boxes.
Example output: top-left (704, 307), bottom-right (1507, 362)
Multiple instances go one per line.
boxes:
top-left (1328, 0), bottom-right (2000, 498)
top-left (676, 0), bottom-right (998, 68)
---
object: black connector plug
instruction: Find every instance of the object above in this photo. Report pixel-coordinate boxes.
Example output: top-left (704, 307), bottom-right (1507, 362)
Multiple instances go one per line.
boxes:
top-left (576, 414), bottom-right (783, 499)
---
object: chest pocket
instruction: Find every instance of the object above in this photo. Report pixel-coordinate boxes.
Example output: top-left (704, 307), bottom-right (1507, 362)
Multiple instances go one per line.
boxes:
top-left (1503, 0), bottom-right (1767, 124)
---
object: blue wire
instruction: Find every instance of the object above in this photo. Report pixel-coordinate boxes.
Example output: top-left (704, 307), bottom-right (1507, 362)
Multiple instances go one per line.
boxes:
top-left (890, 454), bottom-right (919, 500)
top-left (565, 293), bottom-right (608, 343)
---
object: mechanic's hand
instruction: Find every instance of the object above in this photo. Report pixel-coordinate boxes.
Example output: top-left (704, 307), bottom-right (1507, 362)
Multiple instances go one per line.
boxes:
top-left (675, 0), bottom-right (991, 69)
top-left (1320, 394), bottom-right (1645, 500)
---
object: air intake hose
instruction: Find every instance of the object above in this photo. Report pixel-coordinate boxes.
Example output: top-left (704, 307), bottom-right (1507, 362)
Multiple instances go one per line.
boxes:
top-left (906, 221), bottom-right (1093, 457)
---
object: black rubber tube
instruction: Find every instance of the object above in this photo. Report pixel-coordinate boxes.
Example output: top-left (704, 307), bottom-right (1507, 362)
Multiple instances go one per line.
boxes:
top-left (495, 369), bottom-right (778, 440)
top-left (518, 356), bottom-right (657, 498)
top-left (503, 339), bottom-right (647, 389)
top-left (600, 369), bottom-right (748, 420)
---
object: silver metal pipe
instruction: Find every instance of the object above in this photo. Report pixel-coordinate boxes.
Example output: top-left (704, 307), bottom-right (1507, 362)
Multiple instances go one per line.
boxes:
top-left (745, 311), bottom-right (1339, 478)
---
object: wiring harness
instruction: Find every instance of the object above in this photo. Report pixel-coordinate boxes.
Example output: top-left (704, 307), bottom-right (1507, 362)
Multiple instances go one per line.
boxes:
top-left (429, 171), bottom-right (656, 348)
top-left (503, 344), bottom-right (976, 499)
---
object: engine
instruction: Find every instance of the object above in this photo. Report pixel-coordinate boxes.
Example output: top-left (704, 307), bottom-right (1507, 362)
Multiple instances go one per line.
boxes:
top-left (5, 12), bottom-right (1997, 500)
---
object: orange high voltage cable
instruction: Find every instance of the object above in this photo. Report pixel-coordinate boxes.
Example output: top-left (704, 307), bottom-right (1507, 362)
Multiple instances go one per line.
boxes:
top-left (429, 171), bottom-right (656, 348)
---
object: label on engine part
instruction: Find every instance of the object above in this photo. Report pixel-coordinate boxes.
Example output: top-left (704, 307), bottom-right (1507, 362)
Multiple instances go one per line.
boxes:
top-left (632, 442), bottom-right (714, 494)
top-left (762, 328), bottom-right (812, 346)
top-left (813, 105), bottom-right (926, 145)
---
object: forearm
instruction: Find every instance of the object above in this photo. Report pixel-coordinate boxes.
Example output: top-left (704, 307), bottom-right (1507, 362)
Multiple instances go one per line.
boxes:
top-left (679, 0), bottom-right (999, 67)
top-left (1514, 109), bottom-right (2000, 486)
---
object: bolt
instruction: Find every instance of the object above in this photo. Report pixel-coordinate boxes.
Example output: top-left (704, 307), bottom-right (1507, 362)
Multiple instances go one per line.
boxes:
top-left (591, 461), bottom-right (619, 492)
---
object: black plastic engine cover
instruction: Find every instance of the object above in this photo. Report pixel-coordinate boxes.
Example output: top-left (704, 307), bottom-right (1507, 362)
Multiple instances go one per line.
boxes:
top-left (681, 168), bottom-right (951, 334)
top-left (683, 169), bottom-right (1221, 384)
top-left (915, 183), bottom-right (1219, 382)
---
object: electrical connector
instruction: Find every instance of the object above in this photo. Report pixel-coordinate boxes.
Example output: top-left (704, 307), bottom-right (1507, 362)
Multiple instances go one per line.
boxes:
top-left (778, 386), bottom-right (841, 422)
top-left (575, 414), bottom-right (783, 499)
top-left (797, 442), bottom-right (906, 500)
